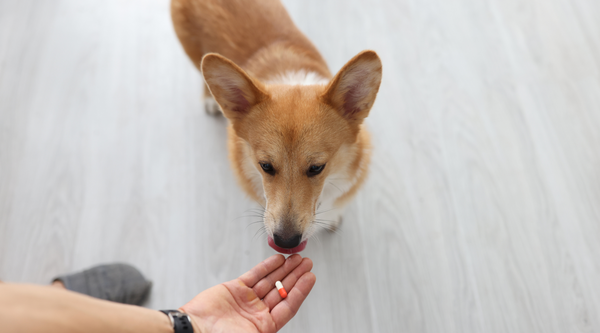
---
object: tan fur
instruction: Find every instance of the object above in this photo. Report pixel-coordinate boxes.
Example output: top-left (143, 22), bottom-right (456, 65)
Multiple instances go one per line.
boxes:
top-left (171, 0), bottom-right (382, 247)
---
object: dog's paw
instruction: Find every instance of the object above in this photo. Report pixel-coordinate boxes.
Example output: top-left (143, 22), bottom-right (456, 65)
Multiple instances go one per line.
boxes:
top-left (204, 97), bottom-right (222, 115)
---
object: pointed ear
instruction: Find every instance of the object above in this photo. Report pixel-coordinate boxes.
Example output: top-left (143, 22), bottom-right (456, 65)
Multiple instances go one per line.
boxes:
top-left (321, 50), bottom-right (382, 125)
top-left (201, 53), bottom-right (268, 121)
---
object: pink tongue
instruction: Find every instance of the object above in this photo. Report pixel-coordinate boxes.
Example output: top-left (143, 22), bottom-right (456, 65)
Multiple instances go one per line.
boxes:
top-left (268, 237), bottom-right (307, 254)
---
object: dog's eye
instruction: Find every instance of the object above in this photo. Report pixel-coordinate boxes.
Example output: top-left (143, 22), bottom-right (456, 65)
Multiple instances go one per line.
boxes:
top-left (307, 164), bottom-right (325, 177)
top-left (260, 162), bottom-right (275, 175)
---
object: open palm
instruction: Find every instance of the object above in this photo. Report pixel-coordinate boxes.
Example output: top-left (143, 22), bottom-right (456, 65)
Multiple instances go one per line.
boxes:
top-left (180, 254), bottom-right (315, 333)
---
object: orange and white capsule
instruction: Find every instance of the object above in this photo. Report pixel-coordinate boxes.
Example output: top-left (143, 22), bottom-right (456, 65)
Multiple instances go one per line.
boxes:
top-left (275, 281), bottom-right (287, 298)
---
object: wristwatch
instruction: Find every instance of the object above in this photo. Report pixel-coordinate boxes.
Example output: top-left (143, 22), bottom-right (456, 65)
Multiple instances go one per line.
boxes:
top-left (159, 309), bottom-right (194, 332)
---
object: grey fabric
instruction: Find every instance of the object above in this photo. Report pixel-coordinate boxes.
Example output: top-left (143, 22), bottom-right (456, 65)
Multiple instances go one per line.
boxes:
top-left (54, 263), bottom-right (152, 306)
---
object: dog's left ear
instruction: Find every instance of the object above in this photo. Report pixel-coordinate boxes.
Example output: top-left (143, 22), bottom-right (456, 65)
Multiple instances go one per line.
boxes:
top-left (321, 50), bottom-right (382, 127)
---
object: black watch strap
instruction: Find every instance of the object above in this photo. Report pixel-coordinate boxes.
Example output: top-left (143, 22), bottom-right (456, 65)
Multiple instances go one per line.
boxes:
top-left (159, 310), bottom-right (194, 333)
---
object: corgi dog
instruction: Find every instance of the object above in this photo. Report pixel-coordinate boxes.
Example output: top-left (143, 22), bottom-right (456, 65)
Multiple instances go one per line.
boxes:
top-left (171, 0), bottom-right (382, 253)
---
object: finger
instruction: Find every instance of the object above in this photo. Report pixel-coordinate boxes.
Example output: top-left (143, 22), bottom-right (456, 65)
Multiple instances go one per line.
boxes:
top-left (253, 254), bottom-right (303, 299)
top-left (270, 271), bottom-right (316, 330)
top-left (264, 257), bottom-right (313, 310)
top-left (239, 254), bottom-right (285, 287)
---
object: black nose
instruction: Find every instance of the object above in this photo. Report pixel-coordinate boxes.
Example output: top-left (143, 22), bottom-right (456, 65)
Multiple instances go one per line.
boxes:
top-left (273, 233), bottom-right (302, 249)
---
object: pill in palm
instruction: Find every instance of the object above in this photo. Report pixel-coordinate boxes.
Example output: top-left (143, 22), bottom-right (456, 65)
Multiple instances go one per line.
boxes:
top-left (275, 281), bottom-right (287, 298)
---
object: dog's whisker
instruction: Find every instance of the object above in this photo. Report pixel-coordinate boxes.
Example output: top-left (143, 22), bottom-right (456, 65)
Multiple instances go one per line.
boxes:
top-left (233, 215), bottom-right (264, 224)
top-left (233, 206), bottom-right (266, 223)
top-left (327, 182), bottom-right (343, 194)
top-left (235, 214), bottom-right (265, 219)
top-left (245, 221), bottom-right (265, 230)
top-left (243, 207), bottom-right (265, 212)
top-left (311, 219), bottom-right (342, 235)
top-left (252, 202), bottom-right (276, 223)
top-left (246, 220), bottom-right (265, 227)
top-left (242, 214), bottom-right (266, 219)
top-left (252, 226), bottom-right (267, 241)
top-left (255, 202), bottom-right (267, 210)
top-left (256, 229), bottom-right (268, 242)
top-left (314, 207), bottom-right (337, 216)
top-left (327, 177), bottom-right (351, 181)
top-left (251, 225), bottom-right (263, 234)
top-left (313, 223), bottom-right (332, 229)
top-left (313, 216), bottom-right (339, 224)
top-left (241, 211), bottom-right (265, 216)
top-left (324, 224), bottom-right (342, 235)
top-left (243, 212), bottom-right (265, 217)
top-left (309, 232), bottom-right (323, 248)
top-left (314, 218), bottom-right (338, 224)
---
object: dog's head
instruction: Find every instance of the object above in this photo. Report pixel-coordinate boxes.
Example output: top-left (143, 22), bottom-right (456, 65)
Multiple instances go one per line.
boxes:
top-left (202, 51), bottom-right (382, 252)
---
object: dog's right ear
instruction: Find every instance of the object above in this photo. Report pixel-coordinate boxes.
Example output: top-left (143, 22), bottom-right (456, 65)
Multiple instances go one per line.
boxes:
top-left (201, 53), bottom-right (268, 121)
top-left (321, 50), bottom-right (382, 129)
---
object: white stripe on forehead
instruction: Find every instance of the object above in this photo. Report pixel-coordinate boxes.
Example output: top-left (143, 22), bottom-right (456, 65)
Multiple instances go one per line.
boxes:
top-left (265, 70), bottom-right (329, 86)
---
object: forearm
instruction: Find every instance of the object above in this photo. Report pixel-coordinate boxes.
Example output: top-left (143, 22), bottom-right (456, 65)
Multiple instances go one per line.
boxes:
top-left (0, 283), bottom-right (173, 333)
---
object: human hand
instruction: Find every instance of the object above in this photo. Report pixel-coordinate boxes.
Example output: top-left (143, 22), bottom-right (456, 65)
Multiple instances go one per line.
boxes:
top-left (180, 254), bottom-right (315, 333)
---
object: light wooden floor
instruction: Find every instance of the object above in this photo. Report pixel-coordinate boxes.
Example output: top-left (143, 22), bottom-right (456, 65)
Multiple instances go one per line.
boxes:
top-left (1, 0), bottom-right (600, 332)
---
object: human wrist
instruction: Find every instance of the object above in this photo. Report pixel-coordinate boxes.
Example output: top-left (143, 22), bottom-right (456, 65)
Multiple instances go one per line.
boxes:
top-left (178, 307), bottom-right (204, 333)
top-left (154, 309), bottom-right (177, 333)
